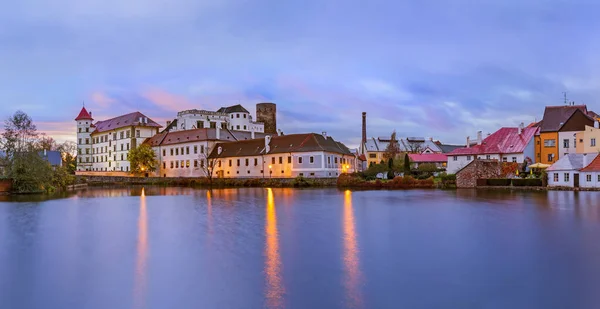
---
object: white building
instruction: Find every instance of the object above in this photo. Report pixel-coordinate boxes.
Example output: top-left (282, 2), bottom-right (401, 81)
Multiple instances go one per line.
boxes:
top-left (166, 104), bottom-right (265, 134)
top-left (75, 107), bottom-right (162, 173)
top-left (579, 154), bottom-right (600, 188)
top-left (547, 153), bottom-right (598, 188)
top-left (145, 127), bottom-right (267, 178)
top-left (447, 125), bottom-right (538, 174)
top-left (209, 133), bottom-right (356, 178)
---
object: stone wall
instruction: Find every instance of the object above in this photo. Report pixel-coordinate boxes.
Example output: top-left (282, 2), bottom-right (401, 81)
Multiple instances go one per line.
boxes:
top-left (256, 103), bottom-right (277, 134)
top-left (456, 160), bottom-right (501, 188)
top-left (77, 175), bottom-right (338, 187)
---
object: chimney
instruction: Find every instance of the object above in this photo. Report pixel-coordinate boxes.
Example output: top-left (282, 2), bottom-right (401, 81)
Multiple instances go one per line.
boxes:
top-left (466, 136), bottom-right (470, 148)
top-left (251, 130), bottom-right (255, 139)
top-left (595, 120), bottom-right (599, 129)
top-left (322, 131), bottom-right (327, 139)
top-left (216, 125), bottom-right (221, 140)
top-left (583, 153), bottom-right (589, 168)
top-left (518, 122), bottom-right (524, 135)
top-left (362, 112), bottom-right (367, 144)
top-left (477, 131), bottom-right (482, 145)
top-left (265, 135), bottom-right (272, 153)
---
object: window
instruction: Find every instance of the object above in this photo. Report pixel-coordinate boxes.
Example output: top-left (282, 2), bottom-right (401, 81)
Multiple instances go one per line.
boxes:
top-left (598, 175), bottom-right (600, 182)
top-left (229, 159), bottom-right (232, 167)
top-left (120, 132), bottom-right (124, 139)
top-left (563, 139), bottom-right (569, 148)
top-left (113, 133), bottom-right (117, 140)
top-left (176, 148), bottom-right (179, 156)
top-left (288, 156), bottom-right (291, 164)
top-left (548, 154), bottom-right (553, 162)
top-left (299, 173), bottom-right (304, 176)
top-left (186, 160), bottom-right (190, 168)
top-left (453, 156), bottom-right (457, 161)
top-left (120, 154), bottom-right (123, 160)
top-left (186, 147), bottom-right (190, 155)
top-left (126, 131), bottom-right (130, 138)
top-left (544, 139), bottom-right (556, 147)
top-left (486, 155), bottom-right (491, 160)
top-left (79, 138), bottom-right (82, 144)
top-left (328, 157), bottom-right (331, 164)
top-left (201, 145), bottom-right (205, 153)
top-left (122, 144), bottom-right (125, 151)
top-left (310, 173), bottom-right (315, 176)
top-left (78, 128), bottom-right (81, 133)
top-left (299, 157), bottom-right (303, 164)
top-left (236, 125), bottom-right (240, 130)
top-left (201, 160), bottom-right (205, 168)
top-left (369, 154), bottom-right (376, 159)
top-left (309, 156), bottom-right (314, 164)
top-left (512, 157), bottom-right (517, 162)
top-left (194, 160), bottom-right (198, 168)
top-left (254, 158), bottom-right (258, 166)
top-left (574, 139), bottom-right (577, 148)
top-left (127, 143), bottom-right (130, 150)
top-left (467, 155), bottom-right (472, 161)
top-left (502, 157), bottom-right (507, 162)
top-left (162, 149), bottom-right (166, 156)
top-left (176, 161), bottom-right (179, 168)
top-left (230, 114), bottom-right (234, 119)
top-left (335, 157), bottom-right (338, 164)
top-left (86, 128), bottom-right (89, 133)
top-left (592, 138), bottom-right (597, 147)
top-left (136, 130), bottom-right (140, 138)
top-left (244, 114), bottom-right (247, 118)
top-left (163, 162), bottom-right (166, 169)
top-left (170, 148), bottom-right (174, 156)
top-left (587, 175), bottom-right (592, 182)
top-left (237, 159), bottom-right (240, 166)
top-left (85, 138), bottom-right (89, 144)
top-left (272, 157), bottom-right (275, 164)
top-left (537, 140), bottom-right (540, 145)
top-left (236, 114), bottom-right (240, 118)
top-left (279, 157), bottom-right (282, 164)
top-left (243, 125), bottom-right (247, 130)
top-left (564, 173), bottom-right (570, 182)
top-left (245, 158), bottom-right (249, 166)
top-left (194, 146), bottom-right (198, 154)
top-left (218, 161), bottom-right (222, 167)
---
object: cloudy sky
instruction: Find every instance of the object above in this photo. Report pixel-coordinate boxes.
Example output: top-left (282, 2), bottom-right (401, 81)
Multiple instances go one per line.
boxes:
top-left (1, 0), bottom-right (600, 147)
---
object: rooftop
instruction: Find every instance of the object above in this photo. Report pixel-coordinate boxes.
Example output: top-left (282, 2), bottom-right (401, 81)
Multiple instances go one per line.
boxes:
top-left (75, 107), bottom-right (93, 121)
top-left (408, 153), bottom-right (448, 163)
top-left (145, 128), bottom-right (268, 147)
top-left (217, 104), bottom-right (249, 114)
top-left (539, 105), bottom-right (588, 132)
top-left (548, 153), bottom-right (599, 171)
top-left (448, 127), bottom-right (539, 156)
top-left (92, 112), bottom-right (161, 134)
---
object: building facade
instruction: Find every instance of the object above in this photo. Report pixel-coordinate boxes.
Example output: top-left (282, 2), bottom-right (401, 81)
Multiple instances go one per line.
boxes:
top-left (75, 108), bottom-right (162, 173)
top-left (579, 154), bottom-right (600, 188)
top-left (364, 136), bottom-right (443, 166)
top-left (575, 122), bottom-right (600, 154)
top-left (447, 125), bottom-right (537, 174)
top-left (165, 104), bottom-right (268, 134)
top-left (209, 133), bottom-right (355, 178)
top-left (547, 153), bottom-right (598, 188)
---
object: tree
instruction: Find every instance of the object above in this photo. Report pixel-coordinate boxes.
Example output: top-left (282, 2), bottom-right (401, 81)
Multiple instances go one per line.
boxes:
top-left (383, 131), bottom-right (401, 160)
top-left (403, 153), bottom-right (411, 173)
top-left (1, 110), bottom-right (38, 157)
top-left (197, 144), bottom-right (221, 185)
top-left (57, 141), bottom-right (77, 174)
top-left (36, 133), bottom-right (57, 151)
top-left (405, 140), bottom-right (423, 153)
top-left (128, 144), bottom-right (158, 175)
top-left (417, 163), bottom-right (438, 173)
top-left (387, 157), bottom-right (395, 179)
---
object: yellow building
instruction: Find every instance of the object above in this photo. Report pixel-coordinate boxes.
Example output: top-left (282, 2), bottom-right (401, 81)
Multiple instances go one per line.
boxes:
top-left (576, 123), bottom-right (600, 153)
top-left (534, 105), bottom-right (594, 164)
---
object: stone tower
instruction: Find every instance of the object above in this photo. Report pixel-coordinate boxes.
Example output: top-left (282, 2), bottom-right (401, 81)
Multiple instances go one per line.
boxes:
top-left (256, 102), bottom-right (277, 134)
top-left (75, 106), bottom-right (93, 171)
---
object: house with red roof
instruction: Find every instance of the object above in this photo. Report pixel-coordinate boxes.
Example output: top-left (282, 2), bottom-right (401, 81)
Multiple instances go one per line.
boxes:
top-left (446, 124), bottom-right (539, 174)
top-left (408, 153), bottom-right (447, 170)
top-left (579, 154), bottom-right (600, 188)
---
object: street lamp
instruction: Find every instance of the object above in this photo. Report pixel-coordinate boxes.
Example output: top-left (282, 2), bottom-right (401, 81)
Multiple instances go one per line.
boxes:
top-left (268, 164), bottom-right (272, 178)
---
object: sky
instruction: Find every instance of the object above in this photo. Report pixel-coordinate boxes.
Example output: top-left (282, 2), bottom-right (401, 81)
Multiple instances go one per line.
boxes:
top-left (1, 0), bottom-right (600, 148)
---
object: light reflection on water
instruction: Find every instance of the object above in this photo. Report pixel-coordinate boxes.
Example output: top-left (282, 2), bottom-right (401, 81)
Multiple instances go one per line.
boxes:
top-left (133, 188), bottom-right (148, 309)
top-left (265, 188), bottom-right (285, 309)
top-left (343, 190), bottom-right (363, 308)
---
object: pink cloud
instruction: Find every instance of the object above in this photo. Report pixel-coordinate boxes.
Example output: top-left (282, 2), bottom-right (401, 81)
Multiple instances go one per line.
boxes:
top-left (142, 88), bottom-right (197, 112)
top-left (90, 91), bottom-right (117, 108)
top-left (36, 121), bottom-right (77, 143)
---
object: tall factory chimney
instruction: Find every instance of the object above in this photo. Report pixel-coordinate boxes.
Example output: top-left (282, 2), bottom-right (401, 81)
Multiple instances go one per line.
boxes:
top-left (361, 112), bottom-right (367, 155)
top-left (256, 102), bottom-right (277, 134)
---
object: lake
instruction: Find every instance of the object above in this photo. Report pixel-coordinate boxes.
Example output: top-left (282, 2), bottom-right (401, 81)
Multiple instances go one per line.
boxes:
top-left (1, 187), bottom-right (600, 309)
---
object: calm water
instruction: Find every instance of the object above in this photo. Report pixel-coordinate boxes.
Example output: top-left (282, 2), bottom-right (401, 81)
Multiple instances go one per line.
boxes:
top-left (2, 188), bottom-right (600, 309)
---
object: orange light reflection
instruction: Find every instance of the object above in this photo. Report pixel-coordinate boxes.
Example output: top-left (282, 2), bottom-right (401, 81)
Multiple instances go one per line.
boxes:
top-left (265, 188), bottom-right (285, 309)
top-left (133, 187), bottom-right (148, 309)
top-left (343, 190), bottom-right (363, 308)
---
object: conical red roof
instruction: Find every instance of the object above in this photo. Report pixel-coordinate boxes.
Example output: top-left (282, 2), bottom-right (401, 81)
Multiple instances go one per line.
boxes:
top-left (75, 107), bottom-right (93, 121)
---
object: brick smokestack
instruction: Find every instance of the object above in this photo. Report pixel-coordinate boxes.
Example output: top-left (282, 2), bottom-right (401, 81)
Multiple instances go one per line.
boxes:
top-left (362, 112), bottom-right (367, 146)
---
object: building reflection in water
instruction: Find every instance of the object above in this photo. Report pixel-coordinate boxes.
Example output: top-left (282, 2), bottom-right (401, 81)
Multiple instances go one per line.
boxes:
top-left (343, 190), bottom-right (363, 308)
top-left (265, 188), bottom-right (285, 309)
top-left (133, 188), bottom-right (148, 309)
top-left (207, 190), bottom-right (214, 235)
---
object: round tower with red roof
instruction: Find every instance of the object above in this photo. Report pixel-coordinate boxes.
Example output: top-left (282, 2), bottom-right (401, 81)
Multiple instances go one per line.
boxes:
top-left (75, 106), bottom-right (94, 171)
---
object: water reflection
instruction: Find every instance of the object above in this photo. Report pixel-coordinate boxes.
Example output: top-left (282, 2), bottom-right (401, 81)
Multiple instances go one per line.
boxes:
top-left (207, 190), bottom-right (213, 235)
top-left (265, 188), bottom-right (285, 309)
top-left (343, 190), bottom-right (363, 308)
top-left (133, 188), bottom-right (148, 309)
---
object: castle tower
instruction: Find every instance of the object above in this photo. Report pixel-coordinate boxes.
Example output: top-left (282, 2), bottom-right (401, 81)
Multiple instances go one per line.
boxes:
top-left (75, 107), bottom-right (94, 171)
top-left (256, 102), bottom-right (277, 134)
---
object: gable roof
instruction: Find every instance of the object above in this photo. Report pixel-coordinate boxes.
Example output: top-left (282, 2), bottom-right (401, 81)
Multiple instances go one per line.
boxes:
top-left (539, 105), bottom-right (587, 132)
top-left (578, 154), bottom-right (600, 172)
top-left (548, 153), bottom-right (598, 171)
top-left (75, 107), bottom-right (93, 121)
top-left (365, 136), bottom-right (442, 153)
top-left (558, 108), bottom-right (595, 132)
top-left (448, 127), bottom-right (539, 156)
top-left (209, 133), bottom-right (353, 158)
top-left (408, 153), bottom-right (447, 163)
top-left (438, 144), bottom-right (465, 153)
top-left (39, 150), bottom-right (62, 166)
top-left (145, 128), bottom-right (268, 147)
top-left (92, 112), bottom-right (161, 134)
top-left (217, 104), bottom-right (249, 114)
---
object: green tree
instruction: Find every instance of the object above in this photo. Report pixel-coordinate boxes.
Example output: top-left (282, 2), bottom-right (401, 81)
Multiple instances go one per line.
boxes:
top-left (9, 152), bottom-right (53, 193)
top-left (1, 110), bottom-right (38, 157)
top-left (128, 144), bottom-right (158, 175)
top-left (387, 157), bottom-right (395, 179)
top-left (57, 141), bottom-right (77, 174)
top-left (383, 131), bottom-right (400, 160)
top-left (417, 163), bottom-right (438, 172)
top-left (403, 153), bottom-right (411, 173)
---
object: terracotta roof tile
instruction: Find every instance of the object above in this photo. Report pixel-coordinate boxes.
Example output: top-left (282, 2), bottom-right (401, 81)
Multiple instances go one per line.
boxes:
top-left (579, 154), bottom-right (600, 172)
top-left (75, 107), bottom-right (93, 121)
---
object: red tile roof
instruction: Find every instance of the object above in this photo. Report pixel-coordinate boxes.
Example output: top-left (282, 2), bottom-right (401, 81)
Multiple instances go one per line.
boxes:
top-left (145, 128), bottom-right (267, 147)
top-left (92, 112), bottom-right (161, 134)
top-left (448, 127), bottom-right (539, 156)
top-left (75, 107), bottom-right (93, 121)
top-left (580, 154), bottom-right (600, 172)
top-left (408, 153), bottom-right (447, 163)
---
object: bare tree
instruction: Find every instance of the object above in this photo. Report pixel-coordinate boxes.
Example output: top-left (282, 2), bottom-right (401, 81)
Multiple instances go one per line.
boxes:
top-left (36, 133), bottom-right (57, 151)
top-left (196, 144), bottom-right (221, 185)
top-left (405, 140), bottom-right (423, 154)
top-left (383, 131), bottom-right (401, 160)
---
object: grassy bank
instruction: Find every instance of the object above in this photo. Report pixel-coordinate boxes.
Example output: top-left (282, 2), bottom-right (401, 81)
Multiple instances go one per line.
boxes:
top-left (337, 174), bottom-right (436, 189)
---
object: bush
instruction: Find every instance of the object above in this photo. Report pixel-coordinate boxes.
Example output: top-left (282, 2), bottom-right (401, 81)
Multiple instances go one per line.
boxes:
top-left (486, 179), bottom-right (511, 186)
top-left (511, 178), bottom-right (543, 187)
